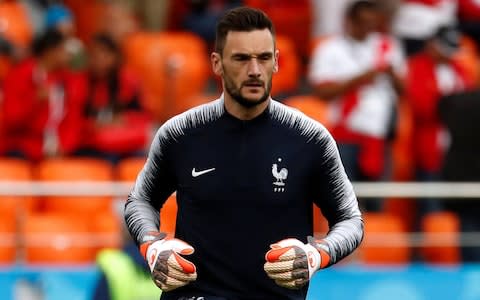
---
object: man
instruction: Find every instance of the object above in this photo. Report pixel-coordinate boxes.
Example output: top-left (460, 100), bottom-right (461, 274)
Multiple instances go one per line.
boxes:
top-left (308, 0), bottom-right (405, 210)
top-left (125, 7), bottom-right (363, 300)
top-left (1, 29), bottom-right (85, 161)
top-left (406, 25), bottom-right (474, 214)
top-left (439, 88), bottom-right (480, 262)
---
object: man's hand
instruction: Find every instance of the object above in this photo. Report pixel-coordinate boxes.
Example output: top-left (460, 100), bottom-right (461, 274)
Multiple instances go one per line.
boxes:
top-left (141, 233), bottom-right (197, 292)
top-left (264, 237), bottom-right (330, 289)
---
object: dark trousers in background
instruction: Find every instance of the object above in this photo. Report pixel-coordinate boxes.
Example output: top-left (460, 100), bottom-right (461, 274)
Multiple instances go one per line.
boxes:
top-left (459, 210), bottom-right (480, 262)
top-left (337, 143), bottom-right (384, 212)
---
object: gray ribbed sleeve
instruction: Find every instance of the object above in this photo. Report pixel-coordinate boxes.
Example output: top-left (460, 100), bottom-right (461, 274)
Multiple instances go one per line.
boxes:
top-left (313, 129), bottom-right (364, 266)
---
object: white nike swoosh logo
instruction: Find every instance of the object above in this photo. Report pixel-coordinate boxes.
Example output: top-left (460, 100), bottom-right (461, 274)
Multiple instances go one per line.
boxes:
top-left (191, 167), bottom-right (216, 177)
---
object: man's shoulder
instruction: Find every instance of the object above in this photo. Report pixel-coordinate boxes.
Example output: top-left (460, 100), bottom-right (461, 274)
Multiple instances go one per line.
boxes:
top-left (269, 100), bottom-right (331, 142)
top-left (156, 98), bottom-right (224, 140)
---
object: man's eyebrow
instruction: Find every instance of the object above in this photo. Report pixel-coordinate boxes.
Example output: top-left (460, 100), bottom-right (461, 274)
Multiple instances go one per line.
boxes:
top-left (230, 51), bottom-right (274, 58)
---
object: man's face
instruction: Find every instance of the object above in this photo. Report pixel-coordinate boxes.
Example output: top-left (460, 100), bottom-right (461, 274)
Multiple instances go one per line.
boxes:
top-left (347, 9), bottom-right (378, 40)
top-left (212, 29), bottom-right (278, 108)
top-left (46, 41), bottom-right (69, 70)
top-left (89, 43), bottom-right (118, 78)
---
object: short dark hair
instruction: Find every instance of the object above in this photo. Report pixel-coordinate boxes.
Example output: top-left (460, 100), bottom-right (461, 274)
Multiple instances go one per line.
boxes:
top-left (346, 0), bottom-right (378, 20)
top-left (32, 29), bottom-right (65, 56)
top-left (214, 6), bottom-right (274, 55)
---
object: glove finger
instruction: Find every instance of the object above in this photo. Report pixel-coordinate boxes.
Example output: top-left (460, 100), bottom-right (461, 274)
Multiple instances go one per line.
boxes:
top-left (154, 251), bottom-right (196, 282)
top-left (264, 260), bottom-right (294, 274)
top-left (270, 238), bottom-right (305, 249)
top-left (265, 268), bottom-right (309, 281)
top-left (152, 268), bottom-right (193, 290)
top-left (275, 278), bottom-right (308, 290)
top-left (153, 273), bottom-right (190, 292)
top-left (264, 255), bottom-right (308, 274)
top-left (165, 238), bottom-right (195, 255)
top-left (167, 252), bottom-right (197, 275)
top-left (266, 246), bottom-right (305, 262)
top-left (164, 263), bottom-right (198, 282)
top-left (152, 269), bottom-right (168, 287)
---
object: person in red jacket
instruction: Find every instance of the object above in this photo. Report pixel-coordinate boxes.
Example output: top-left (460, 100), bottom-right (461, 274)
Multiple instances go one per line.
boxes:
top-left (78, 33), bottom-right (151, 163)
top-left (457, 0), bottom-right (480, 48)
top-left (1, 29), bottom-right (86, 161)
top-left (406, 25), bottom-right (474, 214)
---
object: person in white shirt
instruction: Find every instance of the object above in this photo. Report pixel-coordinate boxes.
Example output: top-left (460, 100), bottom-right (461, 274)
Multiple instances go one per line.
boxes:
top-left (308, 0), bottom-right (406, 210)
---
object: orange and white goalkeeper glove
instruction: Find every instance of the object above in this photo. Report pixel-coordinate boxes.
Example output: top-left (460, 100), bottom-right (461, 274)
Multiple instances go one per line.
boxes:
top-left (264, 236), bottom-right (330, 289)
top-left (140, 232), bottom-right (197, 292)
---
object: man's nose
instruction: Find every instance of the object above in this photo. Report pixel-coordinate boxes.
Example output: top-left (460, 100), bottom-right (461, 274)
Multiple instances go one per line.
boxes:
top-left (247, 58), bottom-right (261, 78)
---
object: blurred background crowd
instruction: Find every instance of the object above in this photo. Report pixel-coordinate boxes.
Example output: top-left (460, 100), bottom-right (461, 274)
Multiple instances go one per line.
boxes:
top-left (1, 0), bottom-right (480, 286)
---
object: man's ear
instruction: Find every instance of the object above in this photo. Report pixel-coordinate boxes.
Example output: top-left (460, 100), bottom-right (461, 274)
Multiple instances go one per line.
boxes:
top-left (273, 49), bottom-right (279, 73)
top-left (211, 52), bottom-right (223, 76)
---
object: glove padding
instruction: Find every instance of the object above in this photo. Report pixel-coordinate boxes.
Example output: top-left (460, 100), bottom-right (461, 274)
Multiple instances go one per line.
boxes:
top-left (264, 237), bottom-right (321, 289)
top-left (146, 237), bottom-right (197, 292)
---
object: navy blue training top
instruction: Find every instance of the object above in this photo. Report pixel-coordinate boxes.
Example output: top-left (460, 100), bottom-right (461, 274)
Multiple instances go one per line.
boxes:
top-left (124, 96), bottom-right (364, 300)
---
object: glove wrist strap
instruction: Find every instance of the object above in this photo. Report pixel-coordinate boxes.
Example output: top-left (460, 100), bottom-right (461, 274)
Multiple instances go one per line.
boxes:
top-left (308, 236), bottom-right (331, 269)
top-left (139, 231), bottom-right (167, 259)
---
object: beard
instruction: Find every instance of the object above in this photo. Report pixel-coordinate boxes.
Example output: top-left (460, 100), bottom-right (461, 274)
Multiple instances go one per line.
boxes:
top-left (223, 70), bottom-right (272, 108)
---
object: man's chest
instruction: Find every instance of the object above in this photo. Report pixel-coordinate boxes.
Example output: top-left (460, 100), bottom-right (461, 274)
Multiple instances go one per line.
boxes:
top-left (171, 129), bottom-right (314, 208)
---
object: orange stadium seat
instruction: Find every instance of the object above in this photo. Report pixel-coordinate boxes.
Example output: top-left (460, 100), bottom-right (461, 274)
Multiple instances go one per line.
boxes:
top-left (421, 211), bottom-right (460, 264)
top-left (117, 157), bottom-right (177, 237)
top-left (272, 35), bottom-right (300, 97)
top-left (0, 1), bottom-right (33, 48)
top-left (0, 158), bottom-right (37, 216)
top-left (35, 158), bottom-right (114, 215)
top-left (384, 99), bottom-right (416, 231)
top-left (64, 0), bottom-right (137, 43)
top-left (245, 0), bottom-right (312, 59)
top-left (160, 194), bottom-right (177, 237)
top-left (283, 95), bottom-right (331, 128)
top-left (62, 0), bottom-right (106, 42)
top-left (116, 157), bottom-right (146, 181)
top-left (0, 213), bottom-right (16, 264)
top-left (359, 212), bottom-right (411, 264)
top-left (90, 211), bottom-right (122, 251)
top-left (23, 213), bottom-right (95, 264)
top-left (313, 205), bottom-right (329, 237)
top-left (123, 31), bottom-right (210, 122)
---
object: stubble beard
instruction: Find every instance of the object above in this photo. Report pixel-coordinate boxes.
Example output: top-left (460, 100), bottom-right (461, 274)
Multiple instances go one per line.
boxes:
top-left (223, 70), bottom-right (272, 109)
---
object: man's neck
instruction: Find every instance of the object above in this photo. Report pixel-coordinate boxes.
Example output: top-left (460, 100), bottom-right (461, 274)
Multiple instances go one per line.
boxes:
top-left (223, 93), bottom-right (270, 121)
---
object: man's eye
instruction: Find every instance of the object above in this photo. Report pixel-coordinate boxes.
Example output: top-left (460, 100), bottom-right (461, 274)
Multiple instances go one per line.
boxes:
top-left (233, 55), bottom-right (250, 61)
top-left (258, 54), bottom-right (273, 61)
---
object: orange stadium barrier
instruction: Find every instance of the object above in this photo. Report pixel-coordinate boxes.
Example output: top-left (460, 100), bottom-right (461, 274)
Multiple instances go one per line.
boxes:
top-left (360, 212), bottom-right (411, 264)
top-left (0, 158), bottom-right (37, 216)
top-left (23, 213), bottom-right (95, 264)
top-left (421, 211), bottom-right (460, 264)
top-left (90, 211), bottom-right (122, 251)
top-left (35, 158), bottom-right (114, 215)
top-left (0, 213), bottom-right (16, 264)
